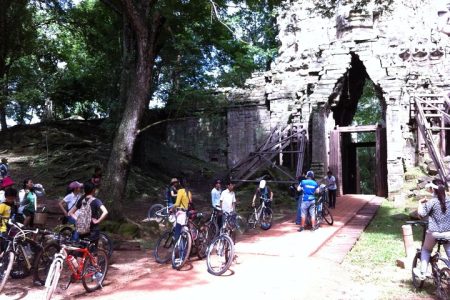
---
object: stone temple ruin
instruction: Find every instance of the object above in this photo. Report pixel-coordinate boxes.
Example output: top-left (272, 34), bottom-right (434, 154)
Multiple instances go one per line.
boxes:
top-left (168, 0), bottom-right (450, 198)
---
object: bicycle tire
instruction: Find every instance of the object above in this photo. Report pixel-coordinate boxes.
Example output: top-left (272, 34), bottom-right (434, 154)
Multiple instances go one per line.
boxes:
top-left (247, 211), bottom-right (257, 229)
top-left (43, 260), bottom-right (62, 300)
top-left (33, 242), bottom-right (60, 286)
top-left (437, 267), bottom-right (450, 300)
top-left (10, 246), bottom-right (31, 279)
top-left (235, 215), bottom-right (247, 235)
top-left (412, 252), bottom-right (425, 290)
top-left (0, 251), bottom-right (14, 293)
top-left (82, 249), bottom-right (108, 292)
top-left (98, 232), bottom-right (113, 260)
top-left (171, 231), bottom-right (191, 270)
top-left (154, 230), bottom-right (175, 264)
top-left (322, 206), bottom-right (334, 225)
top-left (148, 204), bottom-right (164, 221)
top-left (260, 208), bottom-right (272, 230)
top-left (197, 225), bottom-right (212, 259)
top-left (206, 234), bottom-right (234, 276)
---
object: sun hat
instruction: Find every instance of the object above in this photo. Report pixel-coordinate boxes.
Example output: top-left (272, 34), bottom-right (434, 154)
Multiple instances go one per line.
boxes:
top-left (68, 181), bottom-right (83, 190)
top-left (170, 178), bottom-right (178, 184)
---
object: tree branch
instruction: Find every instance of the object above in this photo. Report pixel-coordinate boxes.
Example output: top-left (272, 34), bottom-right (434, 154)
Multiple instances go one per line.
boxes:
top-left (99, 0), bottom-right (123, 16)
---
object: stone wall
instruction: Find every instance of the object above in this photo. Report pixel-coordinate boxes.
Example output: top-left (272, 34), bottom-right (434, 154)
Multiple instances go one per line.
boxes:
top-left (225, 0), bottom-right (450, 196)
top-left (166, 116), bottom-right (227, 166)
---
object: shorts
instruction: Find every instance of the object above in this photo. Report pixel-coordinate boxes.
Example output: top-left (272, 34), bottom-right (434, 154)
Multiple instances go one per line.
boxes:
top-left (301, 201), bottom-right (315, 220)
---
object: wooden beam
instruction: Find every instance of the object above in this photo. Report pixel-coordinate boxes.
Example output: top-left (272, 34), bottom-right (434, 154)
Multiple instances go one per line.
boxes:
top-left (336, 125), bottom-right (378, 133)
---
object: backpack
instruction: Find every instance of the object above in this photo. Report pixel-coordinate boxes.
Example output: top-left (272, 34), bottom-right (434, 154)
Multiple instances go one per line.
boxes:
top-left (76, 197), bottom-right (93, 235)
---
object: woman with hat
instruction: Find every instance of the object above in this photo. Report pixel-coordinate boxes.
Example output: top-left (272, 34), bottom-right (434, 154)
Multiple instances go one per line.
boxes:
top-left (58, 181), bottom-right (83, 225)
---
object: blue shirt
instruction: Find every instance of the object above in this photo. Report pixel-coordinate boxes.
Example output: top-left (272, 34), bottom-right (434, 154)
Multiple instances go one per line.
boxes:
top-left (211, 188), bottom-right (221, 208)
top-left (300, 179), bottom-right (319, 201)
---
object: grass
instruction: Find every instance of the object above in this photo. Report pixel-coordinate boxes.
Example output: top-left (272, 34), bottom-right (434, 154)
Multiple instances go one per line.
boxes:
top-left (342, 197), bottom-right (435, 299)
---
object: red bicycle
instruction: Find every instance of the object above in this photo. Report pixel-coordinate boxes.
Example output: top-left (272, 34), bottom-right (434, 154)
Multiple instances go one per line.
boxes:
top-left (42, 239), bottom-right (108, 300)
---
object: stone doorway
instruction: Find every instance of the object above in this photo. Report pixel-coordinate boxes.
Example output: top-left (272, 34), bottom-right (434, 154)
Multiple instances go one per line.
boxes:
top-left (327, 53), bottom-right (388, 197)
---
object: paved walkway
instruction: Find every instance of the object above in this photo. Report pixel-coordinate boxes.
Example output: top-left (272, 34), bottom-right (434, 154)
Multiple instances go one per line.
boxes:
top-left (83, 194), bottom-right (383, 300)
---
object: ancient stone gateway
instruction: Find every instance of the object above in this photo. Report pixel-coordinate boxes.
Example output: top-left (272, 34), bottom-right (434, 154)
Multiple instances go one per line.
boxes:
top-left (225, 0), bottom-right (450, 198)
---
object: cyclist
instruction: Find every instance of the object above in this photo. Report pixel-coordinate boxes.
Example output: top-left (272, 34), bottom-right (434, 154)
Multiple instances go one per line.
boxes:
top-left (69, 180), bottom-right (108, 241)
top-left (252, 180), bottom-right (273, 213)
top-left (172, 179), bottom-right (192, 241)
top-left (211, 179), bottom-right (222, 227)
top-left (297, 170), bottom-right (319, 232)
top-left (0, 188), bottom-right (17, 251)
top-left (58, 181), bottom-right (83, 225)
top-left (413, 179), bottom-right (450, 280)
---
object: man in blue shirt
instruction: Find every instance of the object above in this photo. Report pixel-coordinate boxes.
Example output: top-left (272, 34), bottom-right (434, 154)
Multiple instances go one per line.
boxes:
top-left (298, 170), bottom-right (319, 232)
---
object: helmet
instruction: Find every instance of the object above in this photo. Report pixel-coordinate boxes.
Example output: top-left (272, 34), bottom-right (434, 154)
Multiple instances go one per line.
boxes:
top-left (259, 180), bottom-right (266, 189)
top-left (306, 170), bottom-right (314, 178)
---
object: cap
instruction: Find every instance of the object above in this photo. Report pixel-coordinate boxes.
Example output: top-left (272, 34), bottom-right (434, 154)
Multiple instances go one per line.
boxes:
top-left (259, 180), bottom-right (266, 189)
top-left (425, 182), bottom-right (439, 189)
top-left (306, 170), bottom-right (314, 178)
top-left (68, 181), bottom-right (83, 190)
top-left (170, 178), bottom-right (178, 184)
top-left (1, 177), bottom-right (14, 188)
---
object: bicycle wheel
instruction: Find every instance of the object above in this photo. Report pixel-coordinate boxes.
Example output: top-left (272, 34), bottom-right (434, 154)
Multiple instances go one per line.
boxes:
top-left (148, 204), bottom-right (164, 221)
top-left (98, 232), bottom-right (113, 260)
top-left (412, 252), bottom-right (425, 289)
top-left (247, 211), bottom-right (257, 229)
top-left (33, 242), bottom-right (60, 286)
top-left (171, 231), bottom-right (192, 270)
top-left (154, 230), bottom-right (175, 264)
top-left (43, 260), bottom-right (63, 300)
top-left (235, 215), bottom-right (247, 235)
top-left (322, 206), bottom-right (334, 225)
top-left (436, 267), bottom-right (450, 300)
top-left (260, 207), bottom-right (272, 230)
top-left (0, 251), bottom-right (14, 293)
top-left (10, 246), bottom-right (31, 279)
top-left (82, 249), bottom-right (108, 292)
top-left (206, 235), bottom-right (234, 276)
top-left (197, 225), bottom-right (214, 259)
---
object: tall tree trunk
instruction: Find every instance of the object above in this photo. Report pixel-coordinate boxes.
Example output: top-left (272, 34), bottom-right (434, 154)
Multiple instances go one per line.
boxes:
top-left (99, 0), bottom-right (164, 219)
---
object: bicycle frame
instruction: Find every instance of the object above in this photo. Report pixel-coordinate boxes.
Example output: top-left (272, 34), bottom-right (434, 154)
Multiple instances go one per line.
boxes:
top-left (56, 243), bottom-right (99, 284)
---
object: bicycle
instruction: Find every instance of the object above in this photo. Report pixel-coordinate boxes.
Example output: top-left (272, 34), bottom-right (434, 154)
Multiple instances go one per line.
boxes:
top-left (0, 218), bottom-right (56, 292)
top-left (408, 220), bottom-right (450, 299)
top-left (315, 185), bottom-right (333, 226)
top-left (42, 239), bottom-right (108, 300)
top-left (171, 210), bottom-right (213, 270)
top-left (206, 211), bottom-right (236, 276)
top-left (56, 225), bottom-right (113, 260)
top-left (247, 197), bottom-right (272, 230)
top-left (147, 199), bottom-right (173, 224)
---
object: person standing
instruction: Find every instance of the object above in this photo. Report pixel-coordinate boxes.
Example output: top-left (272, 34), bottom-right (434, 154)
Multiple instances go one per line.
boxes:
top-left (323, 171), bottom-right (337, 208)
top-left (413, 180), bottom-right (450, 280)
top-left (298, 171), bottom-right (319, 232)
top-left (19, 178), bottom-right (37, 227)
top-left (295, 172), bottom-right (306, 225)
top-left (0, 158), bottom-right (8, 180)
top-left (211, 179), bottom-right (223, 227)
top-left (58, 181), bottom-right (83, 225)
top-left (0, 188), bottom-right (17, 250)
top-left (167, 178), bottom-right (179, 206)
top-left (220, 180), bottom-right (236, 214)
top-left (172, 179), bottom-right (192, 241)
top-left (69, 180), bottom-right (108, 241)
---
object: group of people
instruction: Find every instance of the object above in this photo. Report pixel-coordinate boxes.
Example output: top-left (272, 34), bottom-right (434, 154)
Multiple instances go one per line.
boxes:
top-left (295, 170), bottom-right (337, 232)
top-left (0, 162), bottom-right (108, 249)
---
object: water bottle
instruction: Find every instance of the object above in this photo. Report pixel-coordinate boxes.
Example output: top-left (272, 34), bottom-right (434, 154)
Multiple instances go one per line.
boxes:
top-left (191, 227), bottom-right (198, 241)
top-left (68, 255), bottom-right (78, 269)
top-left (93, 272), bottom-right (103, 284)
top-left (23, 244), bottom-right (33, 260)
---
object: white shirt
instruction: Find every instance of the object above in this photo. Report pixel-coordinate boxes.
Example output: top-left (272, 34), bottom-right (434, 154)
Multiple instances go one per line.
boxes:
top-left (220, 189), bottom-right (236, 213)
top-left (324, 175), bottom-right (337, 190)
top-left (211, 188), bottom-right (222, 208)
top-left (63, 192), bottom-right (81, 211)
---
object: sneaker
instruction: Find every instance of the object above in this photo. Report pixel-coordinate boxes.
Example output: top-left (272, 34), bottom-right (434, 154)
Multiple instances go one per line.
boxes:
top-left (413, 267), bottom-right (426, 281)
top-left (298, 227), bottom-right (304, 232)
top-left (312, 224), bottom-right (319, 231)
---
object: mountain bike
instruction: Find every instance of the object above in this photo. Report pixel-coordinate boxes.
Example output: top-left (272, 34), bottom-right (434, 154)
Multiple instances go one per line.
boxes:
top-left (315, 185), bottom-right (333, 226)
top-left (206, 211), bottom-right (236, 276)
top-left (0, 218), bottom-right (56, 292)
top-left (408, 220), bottom-right (450, 299)
top-left (247, 198), bottom-right (272, 230)
top-left (55, 225), bottom-right (113, 260)
top-left (147, 199), bottom-right (173, 223)
top-left (42, 239), bottom-right (108, 300)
